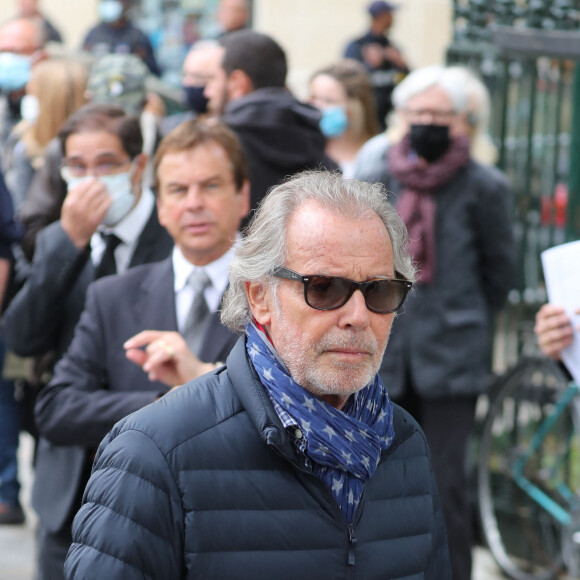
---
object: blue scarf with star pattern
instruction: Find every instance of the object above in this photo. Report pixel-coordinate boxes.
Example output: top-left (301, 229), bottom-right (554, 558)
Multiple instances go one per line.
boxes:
top-left (246, 323), bottom-right (394, 522)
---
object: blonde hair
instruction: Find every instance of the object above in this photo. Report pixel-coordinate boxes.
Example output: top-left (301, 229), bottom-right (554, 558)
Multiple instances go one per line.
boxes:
top-left (20, 58), bottom-right (89, 164)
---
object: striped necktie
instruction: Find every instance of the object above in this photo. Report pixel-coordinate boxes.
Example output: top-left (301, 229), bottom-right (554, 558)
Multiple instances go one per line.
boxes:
top-left (182, 269), bottom-right (212, 357)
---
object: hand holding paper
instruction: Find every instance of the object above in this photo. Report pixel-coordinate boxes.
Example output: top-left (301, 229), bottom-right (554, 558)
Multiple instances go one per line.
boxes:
top-left (540, 240), bottom-right (580, 383)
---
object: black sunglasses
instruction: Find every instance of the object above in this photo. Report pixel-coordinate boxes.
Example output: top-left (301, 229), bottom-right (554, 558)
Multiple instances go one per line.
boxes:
top-left (271, 266), bottom-right (412, 314)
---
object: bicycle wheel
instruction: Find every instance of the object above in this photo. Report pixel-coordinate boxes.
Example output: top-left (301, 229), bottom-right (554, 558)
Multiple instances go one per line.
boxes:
top-left (478, 357), bottom-right (579, 580)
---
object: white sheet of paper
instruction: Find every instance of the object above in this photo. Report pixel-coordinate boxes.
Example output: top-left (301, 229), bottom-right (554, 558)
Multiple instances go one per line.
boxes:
top-left (541, 240), bottom-right (580, 384)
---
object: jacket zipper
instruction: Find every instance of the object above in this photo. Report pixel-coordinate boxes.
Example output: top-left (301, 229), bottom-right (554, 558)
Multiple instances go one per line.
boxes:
top-left (347, 523), bottom-right (356, 567)
top-left (272, 445), bottom-right (359, 574)
top-left (263, 408), bottom-right (420, 578)
top-left (270, 434), bottom-right (407, 577)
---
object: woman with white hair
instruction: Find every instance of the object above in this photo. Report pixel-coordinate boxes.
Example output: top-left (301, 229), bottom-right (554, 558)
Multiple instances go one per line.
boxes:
top-left (375, 65), bottom-right (515, 580)
top-left (353, 65), bottom-right (498, 180)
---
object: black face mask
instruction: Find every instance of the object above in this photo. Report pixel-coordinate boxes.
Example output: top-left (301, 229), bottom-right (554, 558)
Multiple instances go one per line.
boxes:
top-left (409, 124), bottom-right (451, 163)
top-left (183, 85), bottom-right (209, 114)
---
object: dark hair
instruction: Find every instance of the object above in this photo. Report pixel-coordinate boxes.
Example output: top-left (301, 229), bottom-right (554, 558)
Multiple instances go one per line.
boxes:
top-left (58, 103), bottom-right (143, 159)
top-left (220, 30), bottom-right (287, 89)
top-left (153, 118), bottom-right (249, 193)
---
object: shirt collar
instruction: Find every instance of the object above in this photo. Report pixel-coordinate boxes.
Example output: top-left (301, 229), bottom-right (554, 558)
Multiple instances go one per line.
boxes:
top-left (98, 187), bottom-right (155, 246)
top-left (172, 233), bottom-right (241, 296)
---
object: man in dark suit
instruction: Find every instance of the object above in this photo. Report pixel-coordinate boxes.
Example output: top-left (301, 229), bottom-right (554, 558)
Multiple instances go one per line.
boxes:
top-left (1, 102), bottom-right (173, 580)
top-left (32, 118), bottom-right (247, 579)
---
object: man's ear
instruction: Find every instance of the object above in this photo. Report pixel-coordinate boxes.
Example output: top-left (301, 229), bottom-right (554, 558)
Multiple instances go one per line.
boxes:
top-left (156, 194), bottom-right (167, 230)
top-left (245, 281), bottom-right (272, 326)
top-left (228, 69), bottom-right (253, 100)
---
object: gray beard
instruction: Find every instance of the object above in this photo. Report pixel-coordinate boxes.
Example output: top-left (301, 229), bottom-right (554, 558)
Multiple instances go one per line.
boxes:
top-left (275, 319), bottom-right (387, 400)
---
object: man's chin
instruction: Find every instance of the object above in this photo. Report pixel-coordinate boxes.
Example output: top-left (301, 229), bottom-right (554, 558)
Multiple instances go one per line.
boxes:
top-left (303, 366), bottom-right (377, 401)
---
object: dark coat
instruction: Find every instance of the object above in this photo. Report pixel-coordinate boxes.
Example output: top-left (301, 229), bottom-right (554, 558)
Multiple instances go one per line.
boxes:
top-left (18, 137), bottom-right (66, 262)
top-left (31, 256), bottom-right (238, 533)
top-left (0, 167), bottom-right (23, 261)
top-left (2, 205), bottom-right (172, 364)
top-left (223, 87), bottom-right (340, 213)
top-left (379, 160), bottom-right (515, 398)
top-left (344, 32), bottom-right (409, 127)
top-left (65, 337), bottom-right (451, 580)
top-left (1, 204), bottom-right (172, 533)
top-left (82, 22), bottom-right (161, 76)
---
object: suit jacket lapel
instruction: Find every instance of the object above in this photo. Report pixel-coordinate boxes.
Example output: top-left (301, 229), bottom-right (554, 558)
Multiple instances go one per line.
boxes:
top-left (132, 258), bottom-right (239, 363)
top-left (198, 310), bottom-right (238, 362)
top-left (198, 287), bottom-right (239, 362)
top-left (134, 257), bottom-right (178, 331)
top-left (129, 204), bottom-right (173, 267)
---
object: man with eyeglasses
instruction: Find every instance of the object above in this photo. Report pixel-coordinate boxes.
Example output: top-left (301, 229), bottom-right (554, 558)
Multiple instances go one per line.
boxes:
top-left (65, 170), bottom-right (451, 580)
top-left (2, 102), bottom-right (172, 580)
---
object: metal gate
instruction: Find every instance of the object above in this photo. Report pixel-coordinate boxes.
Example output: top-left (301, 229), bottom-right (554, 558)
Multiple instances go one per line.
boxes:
top-left (447, 0), bottom-right (580, 367)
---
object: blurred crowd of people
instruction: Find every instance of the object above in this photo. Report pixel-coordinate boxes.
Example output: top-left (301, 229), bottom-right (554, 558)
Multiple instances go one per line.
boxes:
top-left (0, 0), bottom-right (541, 579)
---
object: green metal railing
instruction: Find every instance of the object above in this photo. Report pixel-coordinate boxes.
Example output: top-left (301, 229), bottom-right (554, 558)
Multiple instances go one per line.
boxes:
top-left (448, 1), bottom-right (580, 366)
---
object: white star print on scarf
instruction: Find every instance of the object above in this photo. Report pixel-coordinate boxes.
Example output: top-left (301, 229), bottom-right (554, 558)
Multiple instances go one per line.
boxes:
top-left (246, 323), bottom-right (394, 522)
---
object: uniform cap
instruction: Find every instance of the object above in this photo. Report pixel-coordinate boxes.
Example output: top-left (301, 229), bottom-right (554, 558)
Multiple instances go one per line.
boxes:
top-left (368, 1), bottom-right (396, 17)
top-left (87, 53), bottom-right (149, 115)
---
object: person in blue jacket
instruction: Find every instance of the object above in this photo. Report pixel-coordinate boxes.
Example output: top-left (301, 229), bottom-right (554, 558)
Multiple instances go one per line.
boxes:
top-left (65, 170), bottom-right (451, 580)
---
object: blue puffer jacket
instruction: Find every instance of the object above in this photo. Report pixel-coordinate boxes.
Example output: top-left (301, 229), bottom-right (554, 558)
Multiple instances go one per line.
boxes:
top-left (66, 337), bottom-right (451, 580)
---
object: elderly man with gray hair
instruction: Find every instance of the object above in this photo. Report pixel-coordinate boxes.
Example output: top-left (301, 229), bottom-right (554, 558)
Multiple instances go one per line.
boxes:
top-left (65, 170), bottom-right (451, 580)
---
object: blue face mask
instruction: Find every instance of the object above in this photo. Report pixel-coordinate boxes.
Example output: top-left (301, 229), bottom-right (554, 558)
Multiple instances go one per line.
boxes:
top-left (319, 106), bottom-right (349, 138)
top-left (0, 52), bottom-right (31, 93)
top-left (183, 85), bottom-right (209, 114)
top-left (99, 0), bottom-right (124, 23)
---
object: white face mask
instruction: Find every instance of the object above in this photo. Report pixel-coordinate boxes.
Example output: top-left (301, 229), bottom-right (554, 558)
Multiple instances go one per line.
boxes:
top-left (20, 94), bottom-right (39, 124)
top-left (99, 170), bottom-right (136, 226)
top-left (64, 175), bottom-right (91, 189)
top-left (63, 167), bottom-right (137, 227)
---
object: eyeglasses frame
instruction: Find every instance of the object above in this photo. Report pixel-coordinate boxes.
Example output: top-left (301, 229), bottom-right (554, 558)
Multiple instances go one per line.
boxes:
top-left (59, 156), bottom-right (133, 182)
top-left (270, 266), bottom-right (412, 314)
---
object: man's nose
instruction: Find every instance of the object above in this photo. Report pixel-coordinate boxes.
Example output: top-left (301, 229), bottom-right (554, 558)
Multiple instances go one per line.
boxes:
top-left (339, 289), bottom-right (371, 328)
top-left (416, 111), bottom-right (436, 124)
top-left (185, 186), bottom-right (205, 208)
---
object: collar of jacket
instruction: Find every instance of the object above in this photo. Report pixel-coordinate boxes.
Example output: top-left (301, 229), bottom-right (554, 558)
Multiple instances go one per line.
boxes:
top-left (226, 337), bottom-right (302, 463)
top-left (225, 336), bottom-right (418, 469)
top-left (223, 87), bottom-right (322, 126)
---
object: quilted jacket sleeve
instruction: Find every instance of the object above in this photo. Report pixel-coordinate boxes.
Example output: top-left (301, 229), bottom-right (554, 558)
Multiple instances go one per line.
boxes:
top-left (65, 423), bottom-right (184, 580)
top-left (425, 460), bottom-right (452, 579)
